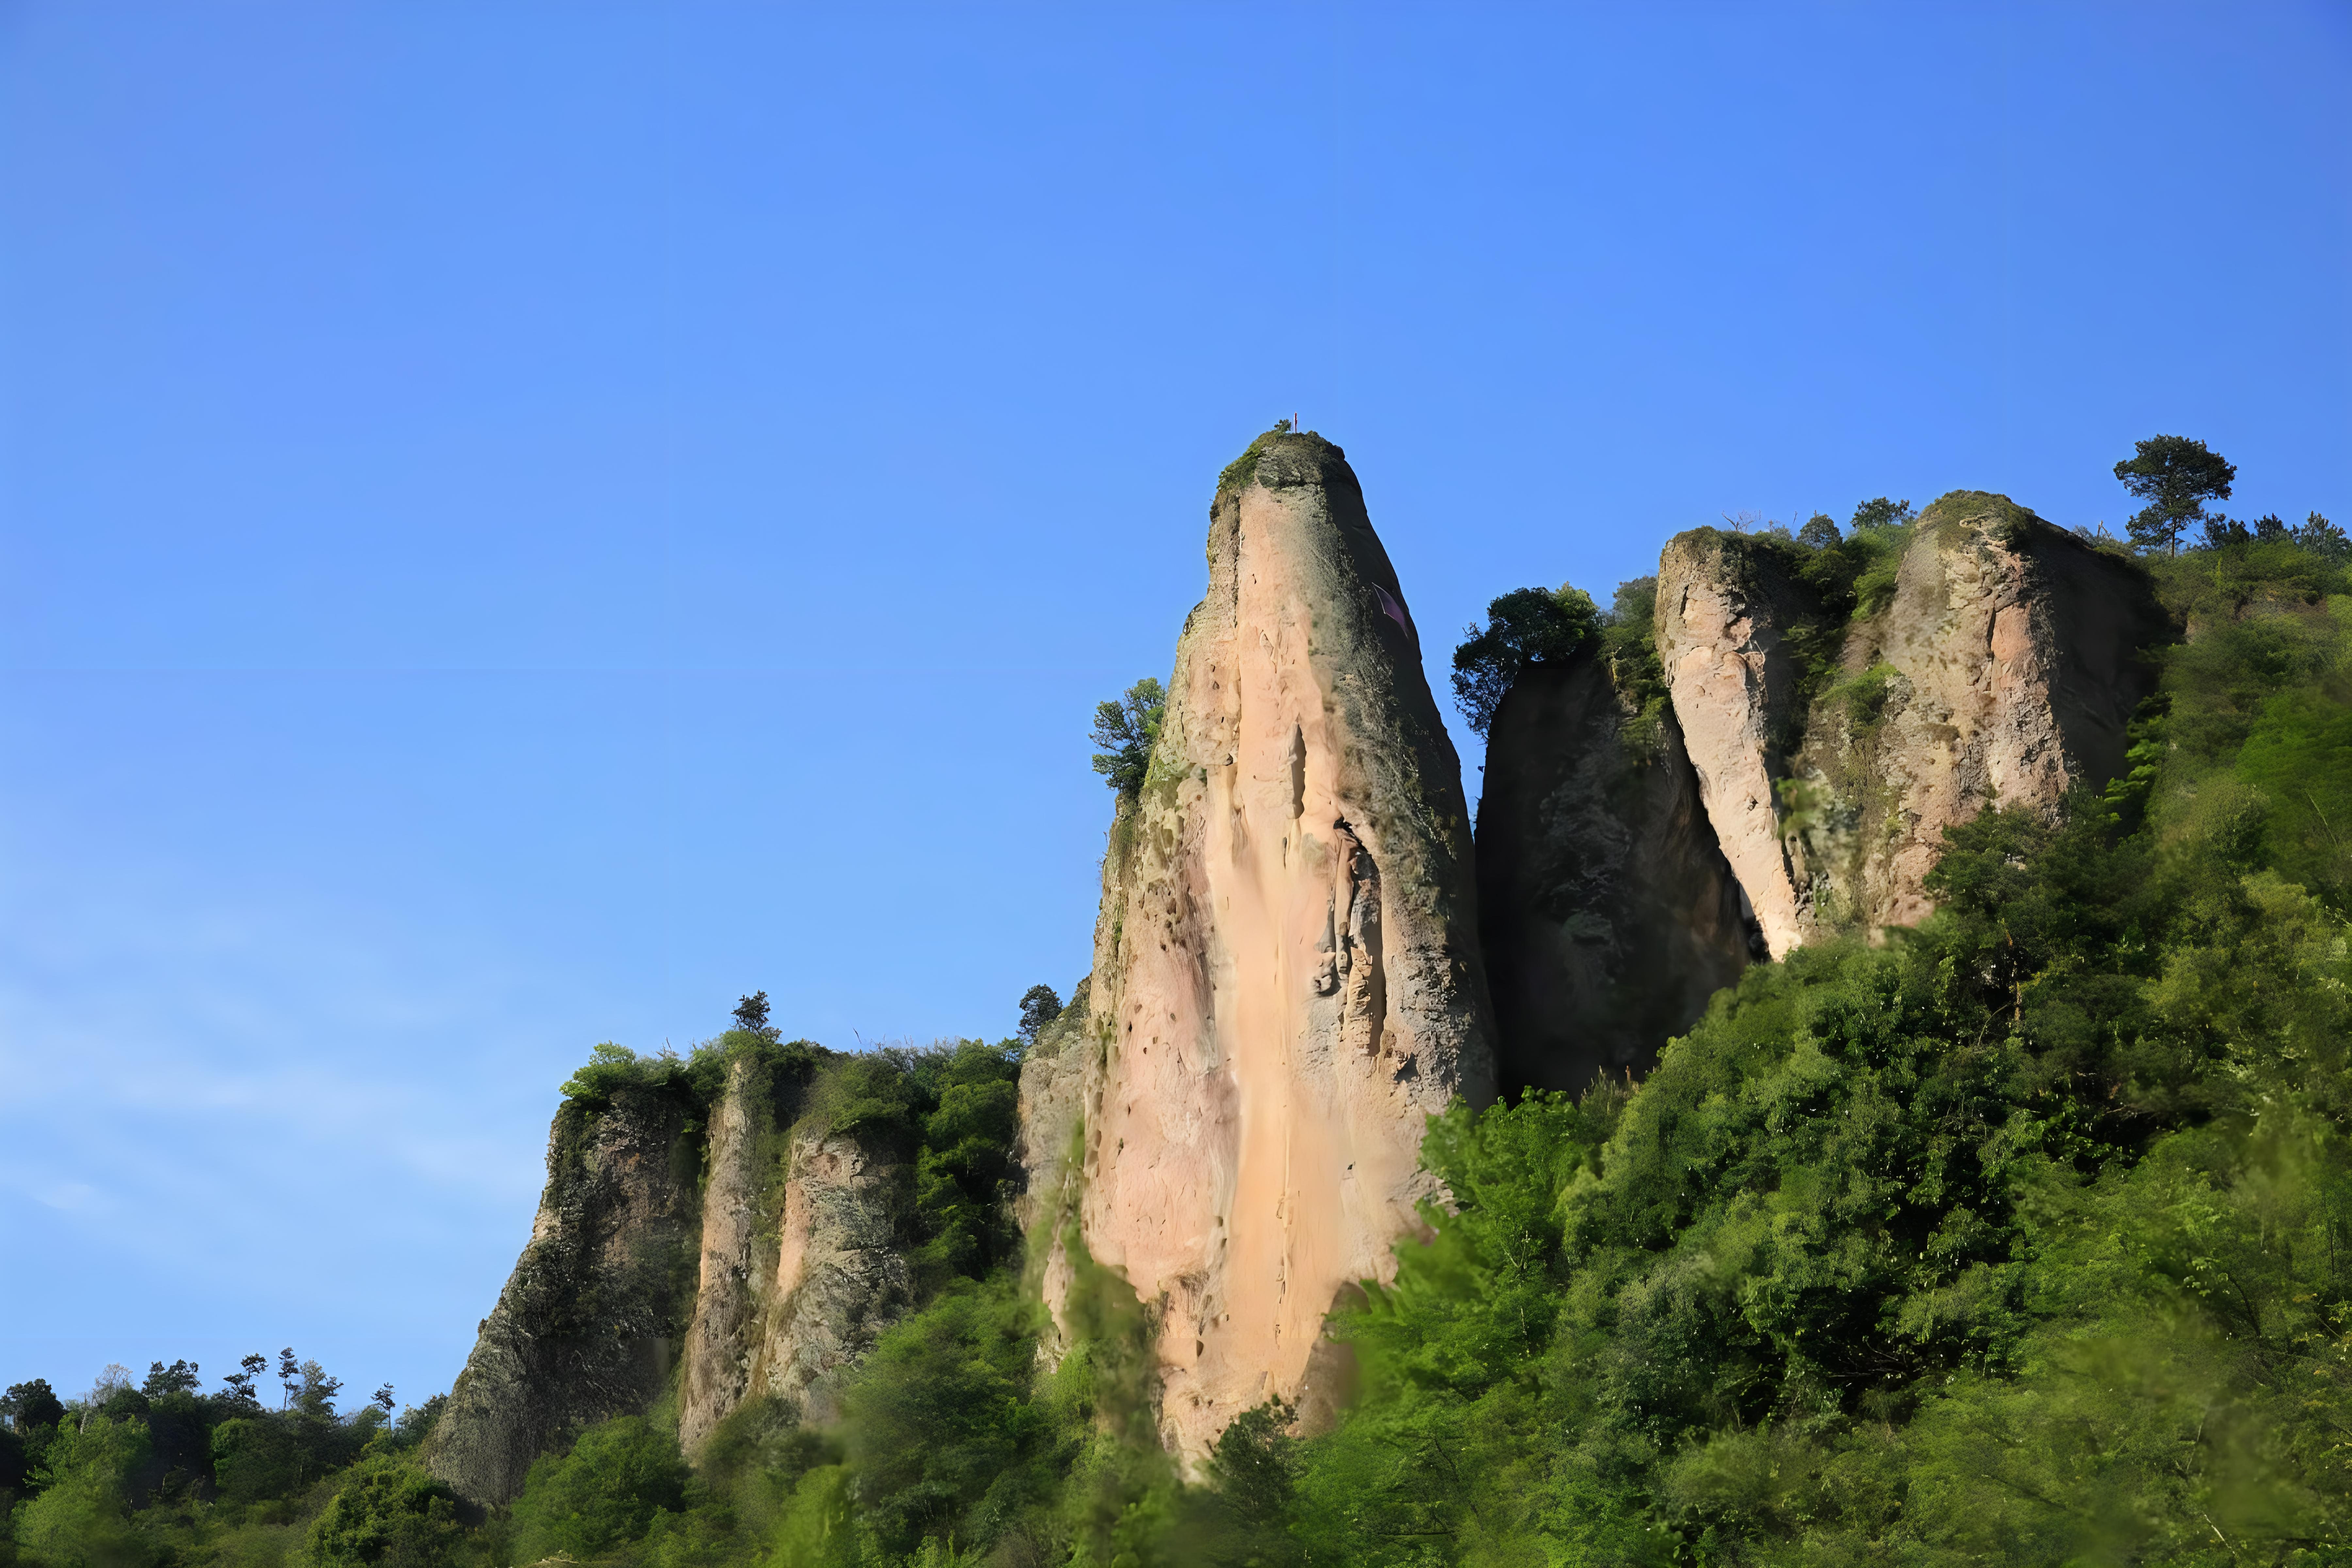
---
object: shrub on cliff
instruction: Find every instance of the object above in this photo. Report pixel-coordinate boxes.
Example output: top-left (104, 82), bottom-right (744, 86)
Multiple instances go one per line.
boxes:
top-left (1450, 584), bottom-right (1601, 735)
top-left (1089, 678), bottom-right (1166, 796)
top-left (307, 1455), bottom-right (465, 1566)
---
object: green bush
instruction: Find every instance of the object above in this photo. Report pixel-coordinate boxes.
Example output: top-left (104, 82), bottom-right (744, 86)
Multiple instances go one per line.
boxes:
top-left (307, 1455), bottom-right (464, 1566)
top-left (12, 1415), bottom-right (152, 1568)
top-left (508, 1414), bottom-right (690, 1558)
top-left (210, 1416), bottom-right (309, 1507)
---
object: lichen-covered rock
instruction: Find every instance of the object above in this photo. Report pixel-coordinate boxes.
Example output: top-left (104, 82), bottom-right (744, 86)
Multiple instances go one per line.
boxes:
top-left (1055, 429), bottom-right (1496, 1460)
top-left (677, 1057), bottom-right (768, 1455)
top-left (423, 1086), bottom-right (701, 1504)
top-left (1783, 493), bottom-right (2167, 934)
top-left (1475, 650), bottom-right (1757, 1093)
top-left (742, 1128), bottom-right (912, 1426)
top-left (1655, 497), bottom-right (2165, 953)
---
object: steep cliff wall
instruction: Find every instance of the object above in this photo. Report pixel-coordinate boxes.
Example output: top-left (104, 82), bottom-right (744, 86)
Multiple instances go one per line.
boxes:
top-left (1655, 530), bottom-right (1825, 956)
top-left (1475, 650), bottom-right (1757, 1093)
top-left (1657, 497), bottom-right (2164, 951)
top-left (423, 1085), bottom-right (702, 1504)
top-left (1055, 429), bottom-right (1496, 1459)
top-left (1791, 494), bottom-right (2166, 933)
top-left (738, 1124), bottom-right (912, 1427)
top-left (434, 1044), bottom-right (925, 1497)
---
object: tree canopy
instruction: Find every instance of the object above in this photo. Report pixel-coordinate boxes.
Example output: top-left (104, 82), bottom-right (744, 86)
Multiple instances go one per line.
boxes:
top-left (1449, 584), bottom-right (1601, 735)
top-left (2117, 433), bottom-right (2237, 555)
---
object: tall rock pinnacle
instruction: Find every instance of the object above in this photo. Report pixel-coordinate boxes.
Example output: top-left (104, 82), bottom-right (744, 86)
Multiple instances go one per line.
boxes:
top-left (1047, 429), bottom-right (1496, 1459)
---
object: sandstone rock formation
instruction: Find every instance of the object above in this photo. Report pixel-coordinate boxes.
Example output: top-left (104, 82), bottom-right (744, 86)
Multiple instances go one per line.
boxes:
top-left (431, 1046), bottom-right (919, 1502)
top-left (423, 1085), bottom-right (702, 1504)
top-left (1475, 648), bottom-right (1757, 1093)
top-left (1656, 495), bottom-right (2165, 952)
top-left (671, 1056), bottom-right (912, 1452)
top-left (1783, 493), bottom-right (2167, 934)
top-left (1045, 429), bottom-right (1496, 1460)
top-left (1655, 529), bottom-right (1825, 957)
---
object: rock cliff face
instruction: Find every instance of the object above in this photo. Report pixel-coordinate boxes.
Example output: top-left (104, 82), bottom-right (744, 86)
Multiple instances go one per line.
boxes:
top-left (1475, 650), bottom-right (1757, 1093)
top-left (1657, 495), bottom-right (2164, 951)
top-left (423, 1086), bottom-right (703, 1504)
top-left (431, 1049), bottom-right (916, 1502)
top-left (1655, 530), bottom-right (1824, 957)
top-left (1047, 430), bottom-right (1496, 1460)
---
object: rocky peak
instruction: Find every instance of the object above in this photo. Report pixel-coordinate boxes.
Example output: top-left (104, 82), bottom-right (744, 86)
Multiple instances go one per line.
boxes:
top-left (1043, 428), bottom-right (1495, 1459)
top-left (1657, 495), bottom-right (2165, 953)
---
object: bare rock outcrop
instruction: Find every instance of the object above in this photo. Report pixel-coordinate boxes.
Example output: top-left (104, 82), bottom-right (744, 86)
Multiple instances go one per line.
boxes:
top-left (1050, 429), bottom-right (1496, 1460)
top-left (1657, 495), bottom-right (2164, 951)
top-left (435, 1045), bottom-right (920, 1497)
top-left (1782, 493), bottom-right (2167, 933)
top-left (1475, 649), bottom-right (1758, 1093)
top-left (739, 1127), bottom-right (912, 1426)
top-left (676, 1057), bottom-right (773, 1454)
top-left (1655, 530), bottom-right (1826, 956)
top-left (423, 1085), bottom-right (701, 1504)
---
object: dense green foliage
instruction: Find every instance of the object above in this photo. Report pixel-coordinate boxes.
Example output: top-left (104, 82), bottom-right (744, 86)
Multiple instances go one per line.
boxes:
top-left (1450, 584), bottom-right (1602, 735)
top-left (1262, 533), bottom-right (2352, 1565)
top-left (0, 1352), bottom-right (452, 1568)
top-left (1089, 678), bottom-right (1167, 796)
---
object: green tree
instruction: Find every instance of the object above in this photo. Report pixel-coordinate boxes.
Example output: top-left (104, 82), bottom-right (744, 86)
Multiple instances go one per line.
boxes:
top-left (508, 1415), bottom-right (689, 1558)
top-left (2299, 510), bottom-right (2351, 563)
top-left (1449, 584), bottom-right (1601, 735)
top-left (2116, 433), bottom-right (2236, 556)
top-left (732, 988), bottom-right (778, 1038)
top-left (308, 1455), bottom-right (465, 1567)
top-left (1016, 984), bottom-right (1063, 1045)
top-left (1089, 678), bottom-right (1166, 795)
top-left (2, 1380), bottom-right (63, 1434)
top-left (1850, 496), bottom-right (1915, 531)
top-left (212, 1414), bottom-right (309, 1504)
top-left (14, 1414), bottom-right (152, 1568)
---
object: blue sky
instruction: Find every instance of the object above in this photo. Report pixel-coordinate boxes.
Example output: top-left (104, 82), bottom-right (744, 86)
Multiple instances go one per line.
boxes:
top-left (3, 2), bottom-right (2346, 1414)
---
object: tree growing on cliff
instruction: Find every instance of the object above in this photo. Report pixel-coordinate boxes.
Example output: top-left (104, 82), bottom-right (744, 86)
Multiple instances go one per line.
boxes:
top-left (2116, 433), bottom-right (2235, 556)
top-left (731, 990), bottom-right (778, 1039)
top-left (1450, 584), bottom-right (1601, 735)
top-left (1850, 496), bottom-right (1915, 532)
top-left (1016, 984), bottom-right (1062, 1045)
top-left (1089, 678), bottom-right (1166, 795)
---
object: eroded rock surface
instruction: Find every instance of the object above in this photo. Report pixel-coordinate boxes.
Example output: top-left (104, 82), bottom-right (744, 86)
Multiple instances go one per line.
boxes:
top-left (1656, 496), bottom-right (2164, 952)
top-left (1054, 430), bottom-right (1496, 1460)
top-left (677, 1058), bottom-right (770, 1454)
top-left (1476, 650), bottom-right (1757, 1093)
top-left (741, 1128), bottom-right (912, 1426)
top-left (1785, 493), bottom-right (2167, 933)
top-left (423, 1086), bottom-right (701, 1504)
top-left (1655, 530), bottom-right (1824, 956)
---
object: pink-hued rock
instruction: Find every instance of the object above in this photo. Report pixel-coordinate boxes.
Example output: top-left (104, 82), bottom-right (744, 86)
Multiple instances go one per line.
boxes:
top-left (1047, 430), bottom-right (1495, 1460)
top-left (1655, 530), bottom-right (1820, 956)
top-left (1657, 496), bottom-right (2164, 953)
top-left (1803, 494), bottom-right (2166, 934)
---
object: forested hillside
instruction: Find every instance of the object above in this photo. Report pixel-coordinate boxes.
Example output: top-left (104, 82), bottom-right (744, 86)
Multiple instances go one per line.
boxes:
top-left (7, 506), bottom-right (2349, 1566)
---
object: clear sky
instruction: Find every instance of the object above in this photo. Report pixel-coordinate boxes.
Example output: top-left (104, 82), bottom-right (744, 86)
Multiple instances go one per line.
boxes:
top-left (3, 2), bottom-right (2346, 1415)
